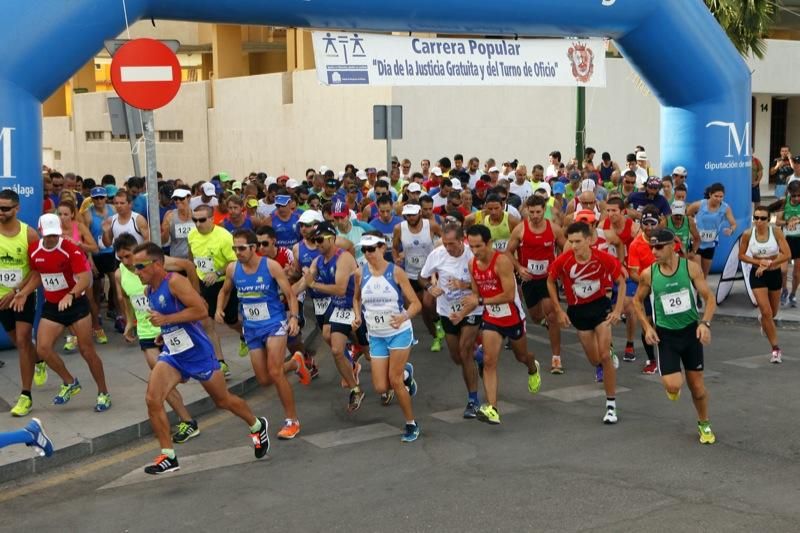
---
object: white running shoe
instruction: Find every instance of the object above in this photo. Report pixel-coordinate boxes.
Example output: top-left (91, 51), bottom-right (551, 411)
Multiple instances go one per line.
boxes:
top-left (770, 349), bottom-right (783, 364)
top-left (603, 406), bottom-right (618, 424)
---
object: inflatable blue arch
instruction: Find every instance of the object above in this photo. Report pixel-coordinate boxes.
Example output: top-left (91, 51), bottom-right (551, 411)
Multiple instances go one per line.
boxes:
top-left (0, 0), bottom-right (749, 344)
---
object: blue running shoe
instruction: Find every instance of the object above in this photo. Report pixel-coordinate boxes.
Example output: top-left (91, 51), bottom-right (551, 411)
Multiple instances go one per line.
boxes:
top-left (463, 400), bottom-right (479, 419)
top-left (595, 365), bottom-right (604, 383)
top-left (53, 379), bottom-right (81, 405)
top-left (401, 422), bottom-right (420, 443)
top-left (404, 362), bottom-right (417, 397)
top-left (25, 417), bottom-right (54, 457)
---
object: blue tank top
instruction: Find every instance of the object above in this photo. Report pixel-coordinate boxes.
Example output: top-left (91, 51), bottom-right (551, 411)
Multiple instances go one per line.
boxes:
top-left (147, 273), bottom-right (213, 357)
top-left (599, 163), bottom-right (614, 184)
top-left (695, 199), bottom-right (729, 249)
top-left (316, 248), bottom-right (354, 308)
top-left (223, 216), bottom-right (254, 233)
top-left (298, 240), bottom-right (322, 299)
top-left (369, 215), bottom-right (402, 261)
top-left (233, 257), bottom-right (285, 331)
top-left (89, 205), bottom-right (115, 255)
top-left (271, 211), bottom-right (301, 248)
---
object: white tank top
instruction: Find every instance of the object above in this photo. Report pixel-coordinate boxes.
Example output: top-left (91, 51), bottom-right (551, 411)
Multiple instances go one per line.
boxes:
top-left (111, 212), bottom-right (145, 244)
top-left (360, 263), bottom-right (411, 337)
top-left (401, 219), bottom-right (433, 280)
top-left (748, 226), bottom-right (779, 258)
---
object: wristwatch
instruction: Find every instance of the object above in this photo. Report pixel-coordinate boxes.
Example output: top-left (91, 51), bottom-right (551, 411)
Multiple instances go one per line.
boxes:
top-left (700, 320), bottom-right (712, 329)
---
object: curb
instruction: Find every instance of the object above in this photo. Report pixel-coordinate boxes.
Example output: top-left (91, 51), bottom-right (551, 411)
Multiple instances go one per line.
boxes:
top-left (0, 322), bottom-right (320, 484)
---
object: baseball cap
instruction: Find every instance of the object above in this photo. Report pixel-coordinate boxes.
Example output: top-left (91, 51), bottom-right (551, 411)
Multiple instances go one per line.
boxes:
top-left (90, 186), bottom-right (107, 198)
top-left (219, 171), bottom-right (231, 182)
top-left (407, 182), bottom-right (422, 193)
top-left (275, 195), bottom-right (291, 207)
top-left (366, 167), bottom-right (377, 174)
top-left (230, 180), bottom-right (242, 191)
top-left (636, 151), bottom-right (648, 161)
top-left (391, 156), bottom-right (399, 164)
top-left (201, 182), bottom-right (217, 196)
top-left (246, 198), bottom-right (259, 208)
top-left (671, 200), bottom-right (686, 215)
top-left (575, 209), bottom-right (596, 224)
top-left (319, 166), bottom-right (329, 174)
top-left (355, 170), bottom-right (368, 181)
top-left (488, 166), bottom-right (500, 173)
top-left (535, 182), bottom-right (551, 198)
top-left (299, 209), bottom-right (324, 224)
top-left (579, 179), bottom-right (596, 193)
top-left (325, 178), bottom-right (339, 188)
top-left (277, 175), bottom-right (290, 183)
top-left (672, 166), bottom-right (687, 177)
top-left (358, 234), bottom-right (385, 247)
top-left (646, 176), bottom-right (662, 189)
top-left (171, 189), bottom-right (191, 199)
top-left (286, 179), bottom-right (299, 189)
top-left (641, 213), bottom-right (660, 226)
top-left (569, 171), bottom-right (581, 181)
top-left (39, 213), bottom-right (61, 237)
top-left (431, 167), bottom-right (443, 177)
top-left (332, 199), bottom-right (349, 218)
top-left (649, 228), bottom-right (676, 246)
top-left (552, 182), bottom-right (566, 195)
top-left (311, 221), bottom-right (337, 238)
top-left (476, 180), bottom-right (491, 191)
top-left (451, 179), bottom-right (463, 191)
top-left (402, 204), bottom-right (421, 216)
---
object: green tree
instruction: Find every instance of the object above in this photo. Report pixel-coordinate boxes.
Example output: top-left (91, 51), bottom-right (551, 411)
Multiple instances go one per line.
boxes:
top-left (705, 0), bottom-right (776, 58)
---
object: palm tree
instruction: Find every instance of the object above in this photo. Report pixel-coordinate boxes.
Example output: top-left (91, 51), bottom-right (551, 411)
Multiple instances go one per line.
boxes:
top-left (705, 0), bottom-right (776, 58)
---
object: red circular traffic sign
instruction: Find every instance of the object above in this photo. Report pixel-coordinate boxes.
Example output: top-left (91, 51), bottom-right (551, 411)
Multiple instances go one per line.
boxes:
top-left (110, 38), bottom-right (181, 110)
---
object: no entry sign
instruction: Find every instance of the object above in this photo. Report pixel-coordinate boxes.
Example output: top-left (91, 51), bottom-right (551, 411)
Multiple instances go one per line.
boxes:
top-left (110, 38), bottom-right (181, 110)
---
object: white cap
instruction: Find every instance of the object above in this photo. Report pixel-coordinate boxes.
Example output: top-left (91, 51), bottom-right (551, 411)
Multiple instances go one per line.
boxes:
top-left (298, 209), bottom-right (324, 224)
top-left (319, 165), bottom-right (329, 174)
top-left (579, 179), bottom-right (596, 192)
top-left (378, 176), bottom-right (391, 185)
top-left (402, 204), bottom-right (421, 215)
top-left (265, 175), bottom-right (277, 186)
top-left (39, 213), bottom-right (61, 237)
top-left (171, 189), bottom-right (191, 199)
top-left (636, 151), bottom-right (648, 161)
top-left (201, 182), bottom-right (217, 196)
top-left (286, 179), bottom-right (299, 189)
top-left (488, 166), bottom-right (500, 173)
top-left (671, 200), bottom-right (686, 215)
top-left (497, 175), bottom-right (509, 183)
top-left (407, 182), bottom-right (422, 193)
top-left (356, 170), bottom-right (368, 181)
top-left (534, 182), bottom-right (552, 198)
top-left (672, 166), bottom-right (687, 177)
top-left (338, 171), bottom-right (345, 180)
top-left (450, 179), bottom-right (463, 191)
top-left (357, 234), bottom-right (386, 247)
top-left (431, 167), bottom-right (442, 177)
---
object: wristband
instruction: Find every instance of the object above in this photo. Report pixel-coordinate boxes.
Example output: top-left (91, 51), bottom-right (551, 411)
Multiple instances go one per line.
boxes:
top-left (478, 296), bottom-right (484, 306)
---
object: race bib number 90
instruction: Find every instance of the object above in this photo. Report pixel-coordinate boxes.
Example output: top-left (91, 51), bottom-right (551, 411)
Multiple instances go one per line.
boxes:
top-left (242, 302), bottom-right (270, 321)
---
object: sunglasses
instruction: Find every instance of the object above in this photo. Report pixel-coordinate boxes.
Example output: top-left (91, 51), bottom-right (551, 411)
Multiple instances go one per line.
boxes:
top-left (257, 241), bottom-right (271, 248)
top-left (232, 245), bottom-right (253, 252)
top-left (0, 205), bottom-right (16, 212)
top-left (792, 194), bottom-right (800, 198)
top-left (192, 217), bottom-right (207, 223)
top-left (624, 180), bottom-right (637, 185)
top-left (134, 260), bottom-right (153, 270)
top-left (642, 220), bottom-right (659, 227)
top-left (361, 246), bottom-right (379, 254)
top-left (650, 243), bottom-right (669, 250)
top-left (312, 235), bottom-right (334, 244)
top-left (753, 215), bottom-right (769, 221)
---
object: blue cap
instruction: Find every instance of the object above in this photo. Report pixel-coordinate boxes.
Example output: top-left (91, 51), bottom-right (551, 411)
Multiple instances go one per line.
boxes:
top-left (90, 187), bottom-right (107, 198)
top-left (552, 182), bottom-right (566, 195)
top-left (275, 194), bottom-right (291, 207)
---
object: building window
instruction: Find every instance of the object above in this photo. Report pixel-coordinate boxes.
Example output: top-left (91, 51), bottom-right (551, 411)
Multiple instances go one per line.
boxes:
top-left (110, 132), bottom-right (142, 142)
top-left (158, 130), bottom-right (184, 142)
top-left (85, 131), bottom-right (105, 141)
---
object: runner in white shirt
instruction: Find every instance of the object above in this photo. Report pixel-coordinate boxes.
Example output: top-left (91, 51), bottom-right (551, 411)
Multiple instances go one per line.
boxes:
top-left (509, 165), bottom-right (535, 205)
top-left (419, 223), bottom-right (483, 419)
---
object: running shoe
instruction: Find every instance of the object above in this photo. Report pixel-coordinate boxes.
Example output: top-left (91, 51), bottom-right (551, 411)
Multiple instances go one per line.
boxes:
top-left (94, 328), bottom-right (108, 345)
top-left (401, 422), bottom-right (420, 443)
top-left (642, 360), bottom-right (658, 374)
top-left (251, 416), bottom-right (270, 458)
top-left (528, 360), bottom-right (541, 394)
top-left (476, 404), bottom-right (500, 425)
top-left (504, 339), bottom-right (511, 350)
top-left (666, 389), bottom-right (681, 401)
top-left (347, 388), bottom-right (365, 413)
top-left (238, 339), bottom-right (249, 358)
top-left (292, 352), bottom-right (311, 386)
top-left (34, 361), bottom-right (48, 387)
top-left (791, 295), bottom-right (798, 308)
top-left (219, 360), bottom-right (231, 379)
top-left (430, 337), bottom-right (442, 352)
top-left (172, 420), bottom-right (200, 444)
top-left (435, 320), bottom-right (445, 339)
top-left (94, 392), bottom-right (112, 412)
top-left (25, 418), bottom-right (54, 457)
top-left (595, 364), bottom-right (604, 383)
top-left (404, 362), bottom-right (417, 397)
top-left (463, 400), bottom-right (479, 419)
top-left (623, 345), bottom-right (636, 362)
top-left (113, 315), bottom-right (126, 334)
top-left (10, 394), bottom-right (32, 417)
top-left (63, 335), bottom-right (77, 353)
top-left (341, 361), bottom-right (362, 388)
top-left (277, 419), bottom-right (301, 440)
top-left (550, 355), bottom-right (564, 375)
top-left (603, 406), bottom-right (618, 424)
top-left (610, 351), bottom-right (619, 369)
top-left (53, 379), bottom-right (81, 405)
top-left (305, 354), bottom-right (319, 380)
top-left (770, 349), bottom-right (783, 364)
top-left (698, 421), bottom-right (716, 445)
top-left (474, 345), bottom-right (484, 378)
top-left (781, 288), bottom-right (789, 306)
top-left (380, 390), bottom-right (395, 406)
top-left (144, 453), bottom-right (180, 475)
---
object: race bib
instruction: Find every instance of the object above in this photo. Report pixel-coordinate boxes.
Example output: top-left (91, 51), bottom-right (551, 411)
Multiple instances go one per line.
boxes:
top-left (132, 295), bottom-right (150, 314)
top-left (365, 310), bottom-right (395, 332)
top-left (356, 256), bottom-right (368, 268)
top-left (785, 223), bottom-right (800, 237)
top-left (41, 272), bottom-right (68, 292)
top-left (174, 222), bottom-right (195, 238)
top-left (313, 297), bottom-right (331, 315)
top-left (0, 269), bottom-right (22, 288)
top-left (573, 279), bottom-right (600, 299)
top-left (486, 303), bottom-right (512, 318)
top-left (493, 239), bottom-right (509, 251)
top-left (527, 259), bottom-right (549, 276)
top-left (163, 328), bottom-right (194, 355)
top-left (660, 289), bottom-right (691, 315)
top-left (330, 307), bottom-right (355, 325)
top-left (194, 256), bottom-right (214, 273)
top-left (383, 235), bottom-right (394, 248)
top-left (242, 302), bottom-right (270, 321)
top-left (407, 255), bottom-right (424, 267)
top-left (699, 229), bottom-right (717, 243)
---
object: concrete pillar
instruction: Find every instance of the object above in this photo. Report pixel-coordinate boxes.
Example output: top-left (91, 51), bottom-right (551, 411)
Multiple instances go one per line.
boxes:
top-left (753, 93), bottom-right (772, 195)
top-left (286, 28), bottom-right (315, 71)
top-left (201, 53), bottom-right (213, 80)
top-left (249, 51), bottom-right (286, 75)
top-left (212, 24), bottom-right (248, 79)
top-left (42, 84), bottom-right (68, 117)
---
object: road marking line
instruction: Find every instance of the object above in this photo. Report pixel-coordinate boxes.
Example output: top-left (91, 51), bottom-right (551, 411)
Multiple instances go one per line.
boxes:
top-left (301, 423), bottom-right (398, 448)
top-left (430, 401), bottom-right (521, 424)
top-left (540, 384), bottom-right (631, 403)
top-left (120, 66), bottom-right (173, 82)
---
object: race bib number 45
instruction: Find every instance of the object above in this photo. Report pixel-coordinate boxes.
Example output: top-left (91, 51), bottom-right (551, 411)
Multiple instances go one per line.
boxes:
top-left (163, 328), bottom-right (194, 355)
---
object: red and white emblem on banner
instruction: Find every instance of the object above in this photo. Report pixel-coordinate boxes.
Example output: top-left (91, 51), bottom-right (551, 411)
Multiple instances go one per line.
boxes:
top-left (568, 42), bottom-right (595, 83)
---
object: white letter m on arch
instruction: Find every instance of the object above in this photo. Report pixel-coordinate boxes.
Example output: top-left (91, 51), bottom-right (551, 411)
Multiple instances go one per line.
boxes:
top-left (706, 120), bottom-right (751, 159)
top-left (0, 127), bottom-right (13, 178)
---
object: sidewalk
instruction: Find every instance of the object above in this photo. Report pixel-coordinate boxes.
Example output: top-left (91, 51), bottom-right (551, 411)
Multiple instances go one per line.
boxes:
top-left (713, 273), bottom-right (800, 324)
top-left (0, 311), bottom-right (319, 483)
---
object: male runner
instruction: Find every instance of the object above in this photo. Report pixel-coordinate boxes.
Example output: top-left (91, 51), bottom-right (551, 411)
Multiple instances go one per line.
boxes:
top-left (633, 228), bottom-right (717, 444)
top-left (0, 418), bottom-right (54, 457)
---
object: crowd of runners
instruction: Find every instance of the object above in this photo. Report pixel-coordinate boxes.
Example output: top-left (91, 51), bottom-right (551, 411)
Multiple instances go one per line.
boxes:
top-left (5, 147), bottom-right (788, 470)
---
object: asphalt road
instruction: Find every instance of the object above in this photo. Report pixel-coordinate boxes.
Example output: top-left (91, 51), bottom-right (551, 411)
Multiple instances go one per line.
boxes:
top-left (2, 318), bottom-right (799, 533)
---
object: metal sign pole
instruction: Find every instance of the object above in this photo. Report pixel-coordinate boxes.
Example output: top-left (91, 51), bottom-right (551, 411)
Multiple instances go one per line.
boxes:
top-left (142, 110), bottom-right (161, 245)
top-left (124, 103), bottom-right (142, 177)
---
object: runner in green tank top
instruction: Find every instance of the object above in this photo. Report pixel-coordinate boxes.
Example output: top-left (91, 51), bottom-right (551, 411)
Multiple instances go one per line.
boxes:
top-left (665, 200), bottom-right (700, 259)
top-left (113, 233), bottom-right (202, 444)
top-left (776, 180), bottom-right (800, 306)
top-left (466, 194), bottom-right (519, 252)
top-left (633, 228), bottom-right (718, 445)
